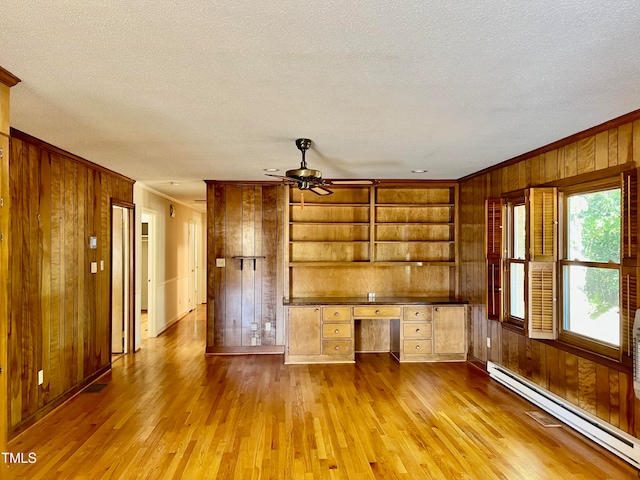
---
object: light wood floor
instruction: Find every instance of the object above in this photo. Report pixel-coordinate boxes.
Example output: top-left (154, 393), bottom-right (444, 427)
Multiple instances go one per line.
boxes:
top-left (4, 306), bottom-right (638, 479)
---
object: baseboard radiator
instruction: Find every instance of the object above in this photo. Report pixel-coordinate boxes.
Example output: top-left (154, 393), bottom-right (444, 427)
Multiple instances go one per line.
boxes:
top-left (487, 361), bottom-right (640, 469)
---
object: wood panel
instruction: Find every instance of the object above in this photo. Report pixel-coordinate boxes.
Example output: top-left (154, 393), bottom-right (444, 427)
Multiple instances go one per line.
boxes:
top-left (206, 182), bottom-right (284, 351)
top-left (355, 319), bottom-right (390, 352)
top-left (459, 115), bottom-right (640, 437)
top-left (290, 265), bottom-right (451, 298)
top-left (6, 132), bottom-right (133, 438)
top-left (0, 89), bottom-right (10, 452)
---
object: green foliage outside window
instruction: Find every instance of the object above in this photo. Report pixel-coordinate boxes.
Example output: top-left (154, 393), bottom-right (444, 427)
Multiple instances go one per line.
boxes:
top-left (569, 189), bottom-right (620, 318)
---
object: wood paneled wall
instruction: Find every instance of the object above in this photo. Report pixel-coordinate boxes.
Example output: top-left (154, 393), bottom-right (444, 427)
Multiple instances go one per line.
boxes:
top-left (0, 67), bottom-right (21, 451)
top-left (206, 182), bottom-right (285, 353)
top-left (7, 130), bottom-right (134, 438)
top-left (459, 113), bottom-right (640, 436)
top-left (289, 265), bottom-right (454, 297)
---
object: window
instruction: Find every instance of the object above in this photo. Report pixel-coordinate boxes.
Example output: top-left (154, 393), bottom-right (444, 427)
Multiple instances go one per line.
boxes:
top-left (485, 171), bottom-right (637, 362)
top-left (506, 201), bottom-right (526, 323)
top-left (560, 186), bottom-right (621, 350)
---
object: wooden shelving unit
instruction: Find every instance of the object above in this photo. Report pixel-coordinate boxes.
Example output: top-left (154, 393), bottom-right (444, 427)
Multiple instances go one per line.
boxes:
top-left (373, 186), bottom-right (456, 265)
top-left (287, 183), bottom-right (457, 267)
top-left (288, 186), bottom-right (372, 264)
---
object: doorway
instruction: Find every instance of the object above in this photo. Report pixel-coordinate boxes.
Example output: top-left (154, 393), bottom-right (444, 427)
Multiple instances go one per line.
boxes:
top-left (112, 202), bottom-right (134, 356)
top-left (141, 209), bottom-right (157, 338)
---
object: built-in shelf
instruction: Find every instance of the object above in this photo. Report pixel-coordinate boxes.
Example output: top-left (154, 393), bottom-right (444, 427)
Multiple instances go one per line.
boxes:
top-left (287, 184), bottom-right (457, 266)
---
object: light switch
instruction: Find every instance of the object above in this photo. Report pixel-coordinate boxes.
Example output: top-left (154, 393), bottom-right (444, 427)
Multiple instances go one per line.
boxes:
top-left (90, 262), bottom-right (98, 274)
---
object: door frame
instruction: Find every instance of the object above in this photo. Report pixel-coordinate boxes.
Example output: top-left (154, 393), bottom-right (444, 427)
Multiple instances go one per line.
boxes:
top-left (111, 200), bottom-right (135, 356)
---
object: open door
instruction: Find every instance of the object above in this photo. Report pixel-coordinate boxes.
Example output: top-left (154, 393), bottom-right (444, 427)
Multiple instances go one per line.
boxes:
top-left (112, 202), bottom-right (135, 355)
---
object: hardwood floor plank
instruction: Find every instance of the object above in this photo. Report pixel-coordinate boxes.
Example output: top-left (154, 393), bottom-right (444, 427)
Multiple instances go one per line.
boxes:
top-left (4, 306), bottom-right (638, 479)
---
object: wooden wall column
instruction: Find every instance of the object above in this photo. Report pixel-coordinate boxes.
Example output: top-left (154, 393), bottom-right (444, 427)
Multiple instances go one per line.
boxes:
top-left (0, 66), bottom-right (20, 452)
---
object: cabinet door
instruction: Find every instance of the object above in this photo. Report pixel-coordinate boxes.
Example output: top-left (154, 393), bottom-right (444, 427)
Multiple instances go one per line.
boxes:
top-left (433, 306), bottom-right (466, 354)
top-left (288, 307), bottom-right (321, 355)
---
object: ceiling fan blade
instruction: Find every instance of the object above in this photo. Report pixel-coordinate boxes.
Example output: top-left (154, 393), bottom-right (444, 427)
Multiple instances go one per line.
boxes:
top-left (328, 179), bottom-right (378, 185)
top-left (309, 185), bottom-right (333, 196)
top-left (265, 173), bottom-right (298, 182)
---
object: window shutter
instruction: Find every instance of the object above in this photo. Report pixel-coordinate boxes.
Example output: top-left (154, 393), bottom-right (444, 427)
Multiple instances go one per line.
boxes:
top-left (486, 198), bottom-right (503, 321)
top-left (622, 169), bottom-right (638, 263)
top-left (621, 170), bottom-right (638, 362)
top-left (526, 188), bottom-right (557, 339)
top-left (487, 259), bottom-right (502, 321)
top-left (527, 187), bottom-right (557, 262)
top-left (621, 267), bottom-right (638, 360)
top-left (528, 261), bottom-right (557, 339)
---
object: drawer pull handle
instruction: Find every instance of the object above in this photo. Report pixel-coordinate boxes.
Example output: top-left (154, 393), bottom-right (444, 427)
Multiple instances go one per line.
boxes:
top-left (435, 307), bottom-right (439, 312)
top-left (375, 309), bottom-right (380, 314)
top-left (315, 308), bottom-right (319, 312)
top-left (415, 328), bottom-right (420, 333)
top-left (335, 345), bottom-right (340, 350)
top-left (415, 345), bottom-right (420, 350)
top-left (415, 312), bottom-right (420, 316)
top-left (335, 329), bottom-right (340, 334)
top-left (334, 312), bottom-right (339, 316)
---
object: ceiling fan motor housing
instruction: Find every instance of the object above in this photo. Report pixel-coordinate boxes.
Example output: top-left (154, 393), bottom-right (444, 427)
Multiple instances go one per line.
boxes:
top-left (285, 168), bottom-right (323, 181)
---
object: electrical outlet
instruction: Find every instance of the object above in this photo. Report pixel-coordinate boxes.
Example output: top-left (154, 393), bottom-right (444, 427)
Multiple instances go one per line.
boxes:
top-left (251, 337), bottom-right (257, 346)
top-left (487, 337), bottom-right (491, 349)
top-left (38, 370), bottom-right (43, 385)
top-left (250, 322), bottom-right (258, 331)
top-left (216, 258), bottom-right (225, 267)
top-left (265, 322), bottom-right (271, 332)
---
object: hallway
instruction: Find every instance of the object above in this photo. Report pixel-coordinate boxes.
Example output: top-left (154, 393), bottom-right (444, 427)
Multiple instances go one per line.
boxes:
top-left (4, 305), bottom-right (636, 479)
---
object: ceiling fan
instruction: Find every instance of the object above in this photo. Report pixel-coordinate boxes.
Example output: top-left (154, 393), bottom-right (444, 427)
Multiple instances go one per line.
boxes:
top-left (266, 138), bottom-right (376, 196)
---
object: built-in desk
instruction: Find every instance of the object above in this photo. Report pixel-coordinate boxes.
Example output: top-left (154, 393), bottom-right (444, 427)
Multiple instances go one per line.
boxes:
top-left (284, 297), bottom-right (467, 364)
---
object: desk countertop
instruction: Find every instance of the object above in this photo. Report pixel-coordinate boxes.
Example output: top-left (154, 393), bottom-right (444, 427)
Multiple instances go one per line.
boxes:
top-left (283, 296), bottom-right (466, 306)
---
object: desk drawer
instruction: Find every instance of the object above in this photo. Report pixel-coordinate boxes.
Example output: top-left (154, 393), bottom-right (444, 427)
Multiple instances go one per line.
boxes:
top-left (353, 306), bottom-right (401, 318)
top-left (322, 307), bottom-right (351, 322)
top-left (403, 307), bottom-right (432, 321)
top-left (323, 340), bottom-right (352, 355)
top-left (404, 339), bottom-right (432, 354)
top-left (322, 323), bottom-right (352, 339)
top-left (403, 322), bottom-right (432, 339)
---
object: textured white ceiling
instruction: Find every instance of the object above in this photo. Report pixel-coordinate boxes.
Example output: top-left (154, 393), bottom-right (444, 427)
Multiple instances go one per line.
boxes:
top-left (2, 1), bottom-right (640, 207)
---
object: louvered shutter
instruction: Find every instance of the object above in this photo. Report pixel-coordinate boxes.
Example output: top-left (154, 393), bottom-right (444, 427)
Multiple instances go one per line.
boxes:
top-left (622, 169), bottom-right (638, 263)
top-left (528, 262), bottom-right (557, 339)
top-left (486, 199), bottom-right (503, 321)
top-left (526, 188), bottom-right (557, 339)
top-left (621, 170), bottom-right (638, 361)
top-left (528, 188), bottom-right (557, 262)
top-left (621, 266), bottom-right (637, 359)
